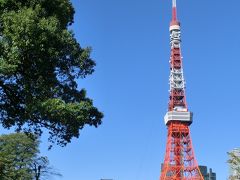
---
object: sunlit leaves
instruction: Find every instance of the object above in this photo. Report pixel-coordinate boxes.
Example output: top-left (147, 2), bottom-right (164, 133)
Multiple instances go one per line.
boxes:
top-left (0, 0), bottom-right (103, 147)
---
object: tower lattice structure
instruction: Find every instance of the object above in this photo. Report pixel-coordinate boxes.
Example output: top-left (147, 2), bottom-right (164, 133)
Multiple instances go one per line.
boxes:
top-left (160, 0), bottom-right (204, 179)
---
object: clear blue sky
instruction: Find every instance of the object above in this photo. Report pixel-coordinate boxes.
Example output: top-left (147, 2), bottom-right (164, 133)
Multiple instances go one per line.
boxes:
top-left (2, 0), bottom-right (240, 179)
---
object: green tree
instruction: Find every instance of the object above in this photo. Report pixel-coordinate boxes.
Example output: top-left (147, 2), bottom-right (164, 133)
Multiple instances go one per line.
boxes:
top-left (0, 133), bottom-right (38, 179)
top-left (0, 133), bottom-right (61, 180)
top-left (0, 0), bottom-right (103, 146)
top-left (228, 148), bottom-right (240, 180)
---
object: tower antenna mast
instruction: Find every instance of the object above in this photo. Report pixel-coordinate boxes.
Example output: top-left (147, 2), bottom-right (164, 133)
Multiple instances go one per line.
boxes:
top-left (172, 0), bottom-right (178, 22)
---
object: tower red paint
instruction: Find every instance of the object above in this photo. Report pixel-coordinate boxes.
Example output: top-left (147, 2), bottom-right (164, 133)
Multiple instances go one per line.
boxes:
top-left (160, 0), bottom-right (204, 179)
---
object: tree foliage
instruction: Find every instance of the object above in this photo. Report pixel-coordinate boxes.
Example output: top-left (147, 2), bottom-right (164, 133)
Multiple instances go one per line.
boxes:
top-left (0, 133), bottom-right (61, 180)
top-left (228, 148), bottom-right (240, 180)
top-left (0, 0), bottom-right (103, 146)
top-left (0, 133), bottom-right (37, 179)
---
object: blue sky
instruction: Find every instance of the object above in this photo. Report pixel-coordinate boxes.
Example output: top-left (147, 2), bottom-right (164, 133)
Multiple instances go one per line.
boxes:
top-left (2, 0), bottom-right (240, 179)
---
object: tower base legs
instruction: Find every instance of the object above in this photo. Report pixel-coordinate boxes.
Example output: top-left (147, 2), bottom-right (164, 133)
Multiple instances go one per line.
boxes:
top-left (160, 122), bottom-right (203, 180)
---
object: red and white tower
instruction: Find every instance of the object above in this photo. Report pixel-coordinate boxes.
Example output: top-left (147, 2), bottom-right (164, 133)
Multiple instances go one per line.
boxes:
top-left (160, 0), bottom-right (204, 179)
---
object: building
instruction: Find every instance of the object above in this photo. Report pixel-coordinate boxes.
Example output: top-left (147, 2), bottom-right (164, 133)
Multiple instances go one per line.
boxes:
top-left (199, 166), bottom-right (216, 180)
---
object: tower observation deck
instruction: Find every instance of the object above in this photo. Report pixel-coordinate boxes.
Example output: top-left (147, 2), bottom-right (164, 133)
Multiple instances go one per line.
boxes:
top-left (160, 0), bottom-right (204, 179)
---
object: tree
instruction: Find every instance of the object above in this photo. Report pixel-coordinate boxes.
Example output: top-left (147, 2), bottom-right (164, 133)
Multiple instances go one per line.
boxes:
top-left (0, 0), bottom-right (103, 146)
top-left (31, 156), bottom-right (62, 180)
top-left (228, 148), bottom-right (240, 180)
top-left (0, 133), bottom-right (61, 180)
top-left (0, 133), bottom-right (37, 180)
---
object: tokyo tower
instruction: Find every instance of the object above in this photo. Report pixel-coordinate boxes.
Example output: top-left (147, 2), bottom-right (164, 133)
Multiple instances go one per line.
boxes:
top-left (160, 0), bottom-right (204, 179)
